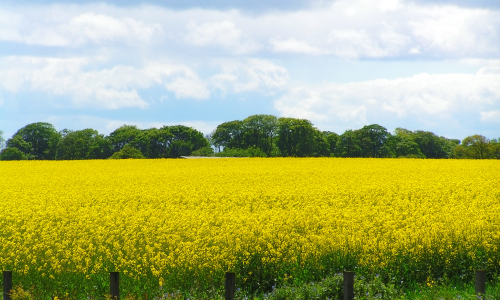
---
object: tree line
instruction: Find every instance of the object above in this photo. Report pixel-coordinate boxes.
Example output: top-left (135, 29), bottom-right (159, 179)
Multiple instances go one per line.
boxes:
top-left (0, 115), bottom-right (499, 160)
top-left (0, 124), bottom-right (208, 160)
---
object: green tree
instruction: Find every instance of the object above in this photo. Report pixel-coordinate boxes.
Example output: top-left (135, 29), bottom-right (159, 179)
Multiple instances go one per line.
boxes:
top-left (394, 128), bottom-right (455, 159)
top-left (128, 125), bottom-right (208, 158)
top-left (109, 145), bottom-right (145, 159)
top-left (411, 130), bottom-right (450, 159)
top-left (356, 124), bottom-right (391, 158)
top-left (87, 134), bottom-right (113, 159)
top-left (190, 146), bottom-right (215, 157)
top-left (454, 135), bottom-right (496, 159)
top-left (5, 135), bottom-right (33, 157)
top-left (491, 138), bottom-right (500, 159)
top-left (167, 125), bottom-right (209, 158)
top-left (56, 129), bottom-right (109, 160)
top-left (132, 128), bottom-right (173, 158)
top-left (386, 135), bottom-right (425, 158)
top-left (335, 130), bottom-right (362, 158)
top-left (0, 147), bottom-right (26, 160)
top-left (241, 115), bottom-right (278, 156)
top-left (107, 125), bottom-right (142, 153)
top-left (212, 120), bottom-right (244, 151)
top-left (324, 132), bottom-right (339, 156)
top-left (312, 130), bottom-right (330, 157)
top-left (276, 118), bottom-right (317, 157)
top-left (6, 122), bottom-right (61, 159)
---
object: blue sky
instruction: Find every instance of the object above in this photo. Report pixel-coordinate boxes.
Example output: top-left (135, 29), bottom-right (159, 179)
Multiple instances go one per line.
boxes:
top-left (0, 0), bottom-right (499, 141)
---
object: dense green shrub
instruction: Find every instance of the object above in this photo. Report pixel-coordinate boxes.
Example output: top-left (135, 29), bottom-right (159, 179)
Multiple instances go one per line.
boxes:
top-left (109, 145), bottom-right (145, 159)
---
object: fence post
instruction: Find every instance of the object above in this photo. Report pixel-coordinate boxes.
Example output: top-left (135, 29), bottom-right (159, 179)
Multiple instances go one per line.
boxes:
top-left (343, 271), bottom-right (354, 300)
top-left (3, 271), bottom-right (12, 300)
top-left (225, 272), bottom-right (236, 300)
top-left (110, 272), bottom-right (120, 300)
top-left (475, 270), bottom-right (486, 297)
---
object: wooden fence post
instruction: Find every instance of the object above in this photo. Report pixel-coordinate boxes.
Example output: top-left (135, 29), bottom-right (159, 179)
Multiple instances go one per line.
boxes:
top-left (110, 272), bottom-right (120, 300)
top-left (343, 271), bottom-right (354, 300)
top-left (3, 271), bottom-right (12, 300)
top-left (225, 272), bottom-right (235, 300)
top-left (475, 270), bottom-right (486, 297)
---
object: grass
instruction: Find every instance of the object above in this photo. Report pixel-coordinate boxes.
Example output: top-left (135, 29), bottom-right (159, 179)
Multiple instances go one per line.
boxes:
top-left (7, 273), bottom-right (500, 299)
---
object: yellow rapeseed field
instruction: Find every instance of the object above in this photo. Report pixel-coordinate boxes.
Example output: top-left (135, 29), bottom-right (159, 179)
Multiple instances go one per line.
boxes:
top-left (0, 158), bottom-right (499, 297)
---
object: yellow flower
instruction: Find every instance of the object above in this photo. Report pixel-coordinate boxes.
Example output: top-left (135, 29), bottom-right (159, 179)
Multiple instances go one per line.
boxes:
top-left (0, 158), bottom-right (498, 290)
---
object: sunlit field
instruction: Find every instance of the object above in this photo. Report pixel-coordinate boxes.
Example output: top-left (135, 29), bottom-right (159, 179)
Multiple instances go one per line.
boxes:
top-left (1, 158), bottom-right (499, 299)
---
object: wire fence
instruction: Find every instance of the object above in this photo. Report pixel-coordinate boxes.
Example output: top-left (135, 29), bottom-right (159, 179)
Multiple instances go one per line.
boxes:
top-left (1, 269), bottom-right (488, 300)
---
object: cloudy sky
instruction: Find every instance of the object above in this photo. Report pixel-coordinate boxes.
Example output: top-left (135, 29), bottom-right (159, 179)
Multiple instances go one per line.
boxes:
top-left (1, 0), bottom-right (499, 140)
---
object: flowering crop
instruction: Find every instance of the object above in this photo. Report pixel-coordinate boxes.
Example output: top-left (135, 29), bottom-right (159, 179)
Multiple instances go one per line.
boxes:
top-left (0, 158), bottom-right (499, 298)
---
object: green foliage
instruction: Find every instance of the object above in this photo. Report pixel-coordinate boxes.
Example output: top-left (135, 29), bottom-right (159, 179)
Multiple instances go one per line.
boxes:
top-left (9, 284), bottom-right (35, 300)
top-left (214, 147), bottom-right (267, 157)
top-left (392, 128), bottom-right (459, 159)
top-left (3, 116), bottom-right (498, 161)
top-left (264, 273), bottom-right (402, 300)
top-left (335, 130), bottom-right (362, 157)
top-left (453, 135), bottom-right (498, 159)
top-left (408, 130), bottom-right (450, 159)
top-left (132, 127), bottom-right (173, 158)
top-left (55, 129), bottom-right (111, 160)
top-left (107, 125), bottom-right (142, 153)
top-left (5, 135), bottom-right (32, 155)
top-left (0, 147), bottom-right (27, 160)
top-left (357, 124), bottom-right (391, 158)
top-left (190, 146), bottom-right (215, 156)
top-left (130, 125), bottom-right (208, 158)
top-left (324, 132), bottom-right (339, 156)
top-left (168, 125), bottom-right (209, 158)
top-left (241, 114), bottom-right (278, 156)
top-left (109, 145), bottom-right (145, 159)
top-left (387, 135), bottom-right (425, 158)
top-left (265, 273), bottom-right (344, 300)
top-left (6, 122), bottom-right (61, 160)
top-left (354, 274), bottom-right (402, 300)
top-left (212, 120), bottom-right (245, 151)
top-left (312, 130), bottom-right (330, 157)
top-left (276, 118), bottom-right (318, 157)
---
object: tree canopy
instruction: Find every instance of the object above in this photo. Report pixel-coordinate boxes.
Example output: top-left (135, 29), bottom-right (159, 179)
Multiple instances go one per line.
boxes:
top-left (453, 135), bottom-right (500, 159)
top-left (0, 116), bottom-right (497, 160)
top-left (6, 122), bottom-right (61, 160)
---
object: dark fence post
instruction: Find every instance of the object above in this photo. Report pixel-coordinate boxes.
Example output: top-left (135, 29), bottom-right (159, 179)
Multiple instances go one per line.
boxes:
top-left (343, 271), bottom-right (354, 300)
top-left (225, 272), bottom-right (236, 300)
top-left (3, 271), bottom-right (12, 300)
top-left (110, 272), bottom-right (120, 300)
top-left (475, 270), bottom-right (486, 297)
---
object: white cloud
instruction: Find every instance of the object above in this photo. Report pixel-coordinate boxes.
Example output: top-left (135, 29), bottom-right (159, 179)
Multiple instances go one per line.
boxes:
top-left (410, 6), bottom-right (499, 56)
top-left (166, 78), bottom-right (210, 100)
top-left (66, 13), bottom-right (160, 46)
top-left (327, 28), bottom-right (411, 58)
top-left (477, 66), bottom-right (500, 75)
top-left (0, 9), bottom-right (161, 47)
top-left (275, 70), bottom-right (500, 127)
top-left (0, 56), bottom-right (212, 108)
top-left (459, 59), bottom-right (500, 67)
top-left (270, 38), bottom-right (324, 55)
top-left (210, 59), bottom-right (289, 95)
top-left (2, 0), bottom-right (499, 58)
top-left (480, 111), bottom-right (500, 123)
top-left (185, 20), bottom-right (260, 54)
